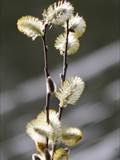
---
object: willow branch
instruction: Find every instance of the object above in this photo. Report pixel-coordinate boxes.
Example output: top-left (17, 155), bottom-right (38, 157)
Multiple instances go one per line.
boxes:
top-left (51, 144), bottom-right (56, 160)
top-left (52, 20), bottom-right (70, 160)
top-left (42, 24), bottom-right (49, 78)
top-left (42, 24), bottom-right (51, 149)
top-left (59, 20), bottom-right (69, 120)
top-left (61, 20), bottom-right (69, 82)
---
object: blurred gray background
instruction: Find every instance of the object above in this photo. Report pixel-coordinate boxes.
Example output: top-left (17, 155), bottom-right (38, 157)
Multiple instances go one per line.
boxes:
top-left (0, 0), bottom-right (120, 160)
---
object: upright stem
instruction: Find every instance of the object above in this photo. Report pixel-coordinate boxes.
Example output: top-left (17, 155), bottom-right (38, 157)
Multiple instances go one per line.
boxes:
top-left (51, 20), bottom-right (70, 160)
top-left (61, 20), bottom-right (69, 82)
top-left (59, 20), bottom-right (69, 120)
top-left (58, 107), bottom-right (63, 120)
top-left (42, 24), bottom-right (49, 78)
top-left (51, 144), bottom-right (56, 160)
top-left (42, 24), bottom-right (51, 149)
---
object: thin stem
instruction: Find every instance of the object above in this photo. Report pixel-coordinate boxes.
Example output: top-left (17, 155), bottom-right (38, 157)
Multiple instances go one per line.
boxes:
top-left (61, 20), bottom-right (69, 82)
top-left (58, 107), bottom-right (63, 120)
top-left (42, 24), bottom-right (51, 150)
top-left (46, 92), bottom-right (50, 123)
top-left (42, 24), bottom-right (50, 124)
top-left (52, 21), bottom-right (69, 160)
top-left (51, 144), bottom-right (56, 160)
top-left (42, 24), bottom-right (49, 78)
top-left (59, 20), bottom-right (69, 120)
top-left (45, 148), bottom-right (51, 160)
